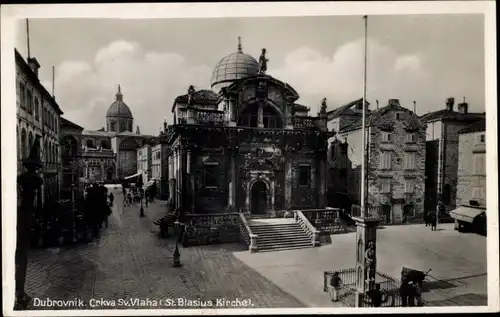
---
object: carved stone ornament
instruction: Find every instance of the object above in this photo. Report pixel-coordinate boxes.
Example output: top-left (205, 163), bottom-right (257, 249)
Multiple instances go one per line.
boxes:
top-left (243, 147), bottom-right (284, 171)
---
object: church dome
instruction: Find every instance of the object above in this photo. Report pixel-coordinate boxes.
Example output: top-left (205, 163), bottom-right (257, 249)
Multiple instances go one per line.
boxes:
top-left (210, 37), bottom-right (259, 91)
top-left (106, 85), bottom-right (133, 118)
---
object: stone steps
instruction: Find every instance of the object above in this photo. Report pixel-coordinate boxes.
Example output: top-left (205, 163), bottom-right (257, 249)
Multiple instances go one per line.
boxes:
top-left (248, 220), bottom-right (314, 252)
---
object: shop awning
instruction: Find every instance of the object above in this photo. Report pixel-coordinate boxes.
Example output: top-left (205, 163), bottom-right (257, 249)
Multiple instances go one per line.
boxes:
top-left (124, 172), bottom-right (142, 180)
top-left (450, 206), bottom-right (486, 224)
top-left (143, 179), bottom-right (158, 189)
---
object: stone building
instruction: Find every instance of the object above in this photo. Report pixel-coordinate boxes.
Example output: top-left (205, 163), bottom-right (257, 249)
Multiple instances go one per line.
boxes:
top-left (336, 99), bottom-right (427, 224)
top-left (454, 119), bottom-right (486, 212)
top-left (137, 142), bottom-right (152, 186)
top-left (60, 117), bottom-right (84, 200)
top-left (420, 97), bottom-right (485, 214)
top-left (151, 136), bottom-right (170, 199)
top-left (80, 86), bottom-right (151, 182)
top-left (16, 49), bottom-right (63, 210)
top-left (164, 39), bottom-right (332, 216)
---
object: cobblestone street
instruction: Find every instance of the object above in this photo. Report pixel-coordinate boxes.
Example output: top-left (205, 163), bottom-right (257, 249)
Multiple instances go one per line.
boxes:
top-left (24, 190), bottom-right (304, 310)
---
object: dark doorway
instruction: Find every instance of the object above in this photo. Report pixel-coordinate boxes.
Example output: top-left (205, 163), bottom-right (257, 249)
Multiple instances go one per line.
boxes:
top-left (251, 181), bottom-right (268, 214)
top-left (382, 204), bottom-right (392, 225)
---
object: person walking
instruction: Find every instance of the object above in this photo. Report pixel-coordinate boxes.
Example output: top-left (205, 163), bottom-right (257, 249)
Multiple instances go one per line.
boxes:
top-left (329, 271), bottom-right (343, 302)
top-left (365, 283), bottom-right (387, 307)
top-left (15, 136), bottom-right (43, 310)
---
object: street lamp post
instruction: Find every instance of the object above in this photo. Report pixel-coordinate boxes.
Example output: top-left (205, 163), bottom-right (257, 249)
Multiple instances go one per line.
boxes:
top-left (173, 220), bottom-right (181, 267)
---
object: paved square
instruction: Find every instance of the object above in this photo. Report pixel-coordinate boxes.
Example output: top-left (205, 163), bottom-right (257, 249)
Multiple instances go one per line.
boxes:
top-left (234, 222), bottom-right (487, 307)
top-left (23, 191), bottom-right (304, 310)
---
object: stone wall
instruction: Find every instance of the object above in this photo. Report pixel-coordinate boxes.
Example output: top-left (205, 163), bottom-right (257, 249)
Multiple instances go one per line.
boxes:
top-left (457, 131), bottom-right (486, 207)
top-left (192, 150), bottom-right (227, 213)
top-left (118, 150), bottom-right (137, 179)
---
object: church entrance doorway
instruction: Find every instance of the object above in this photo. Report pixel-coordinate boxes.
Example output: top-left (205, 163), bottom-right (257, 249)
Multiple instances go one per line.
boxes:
top-left (251, 181), bottom-right (268, 214)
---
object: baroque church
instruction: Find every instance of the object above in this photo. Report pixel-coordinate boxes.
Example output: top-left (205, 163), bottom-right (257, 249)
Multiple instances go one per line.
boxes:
top-left (75, 86), bottom-right (151, 182)
top-left (164, 38), bottom-right (333, 216)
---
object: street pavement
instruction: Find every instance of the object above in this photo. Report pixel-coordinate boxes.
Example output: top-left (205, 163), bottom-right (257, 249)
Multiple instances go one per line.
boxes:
top-left (234, 222), bottom-right (488, 307)
top-left (23, 190), bottom-right (304, 310)
top-left (22, 190), bottom-right (488, 310)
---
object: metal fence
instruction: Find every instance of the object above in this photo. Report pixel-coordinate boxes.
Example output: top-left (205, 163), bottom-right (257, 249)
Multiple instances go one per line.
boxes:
top-left (324, 268), bottom-right (402, 307)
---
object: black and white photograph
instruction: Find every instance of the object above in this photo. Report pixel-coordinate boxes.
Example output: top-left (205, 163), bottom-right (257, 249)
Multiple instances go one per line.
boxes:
top-left (1, 1), bottom-right (498, 315)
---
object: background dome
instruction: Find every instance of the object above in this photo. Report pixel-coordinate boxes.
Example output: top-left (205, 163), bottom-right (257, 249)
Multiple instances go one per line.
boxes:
top-left (106, 86), bottom-right (133, 118)
top-left (210, 41), bottom-right (259, 91)
top-left (106, 101), bottom-right (133, 118)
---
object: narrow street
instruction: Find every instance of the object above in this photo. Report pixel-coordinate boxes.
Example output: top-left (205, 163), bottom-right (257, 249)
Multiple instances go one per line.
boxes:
top-left (24, 189), bottom-right (304, 310)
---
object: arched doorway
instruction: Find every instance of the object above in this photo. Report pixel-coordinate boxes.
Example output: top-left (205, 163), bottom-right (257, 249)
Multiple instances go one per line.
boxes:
top-left (382, 204), bottom-right (392, 225)
top-left (251, 181), bottom-right (268, 214)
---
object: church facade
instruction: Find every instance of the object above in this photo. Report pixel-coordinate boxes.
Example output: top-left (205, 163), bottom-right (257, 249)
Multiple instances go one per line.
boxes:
top-left (163, 40), bottom-right (333, 216)
top-left (80, 86), bottom-right (152, 182)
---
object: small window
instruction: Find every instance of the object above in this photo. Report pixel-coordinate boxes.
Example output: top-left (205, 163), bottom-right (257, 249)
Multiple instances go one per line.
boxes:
top-left (380, 178), bottom-right (392, 193)
top-left (404, 179), bottom-right (415, 193)
top-left (395, 112), bottom-right (402, 120)
top-left (479, 134), bottom-right (485, 143)
top-left (299, 165), bottom-right (311, 186)
top-left (204, 164), bottom-right (218, 188)
top-left (473, 154), bottom-right (486, 175)
top-left (405, 133), bottom-right (416, 143)
top-left (381, 132), bottom-right (391, 143)
top-left (404, 152), bottom-right (416, 170)
top-left (379, 152), bottom-right (392, 170)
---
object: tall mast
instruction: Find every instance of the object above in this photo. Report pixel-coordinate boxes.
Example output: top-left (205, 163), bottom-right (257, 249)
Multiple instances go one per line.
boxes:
top-left (361, 15), bottom-right (368, 217)
top-left (26, 19), bottom-right (31, 58)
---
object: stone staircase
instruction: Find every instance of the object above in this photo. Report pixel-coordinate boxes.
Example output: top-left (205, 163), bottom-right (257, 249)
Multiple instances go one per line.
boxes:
top-left (247, 218), bottom-right (314, 252)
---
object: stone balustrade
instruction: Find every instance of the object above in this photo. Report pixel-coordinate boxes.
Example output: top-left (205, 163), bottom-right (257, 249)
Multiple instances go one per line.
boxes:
top-left (238, 213), bottom-right (258, 252)
top-left (182, 213), bottom-right (243, 246)
top-left (294, 210), bottom-right (320, 246)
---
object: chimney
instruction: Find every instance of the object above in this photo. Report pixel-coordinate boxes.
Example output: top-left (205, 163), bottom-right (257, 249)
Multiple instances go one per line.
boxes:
top-left (136, 125), bottom-right (140, 135)
top-left (445, 97), bottom-right (454, 111)
top-left (27, 57), bottom-right (40, 77)
top-left (458, 102), bottom-right (469, 114)
top-left (376, 100), bottom-right (379, 110)
top-left (388, 99), bottom-right (400, 106)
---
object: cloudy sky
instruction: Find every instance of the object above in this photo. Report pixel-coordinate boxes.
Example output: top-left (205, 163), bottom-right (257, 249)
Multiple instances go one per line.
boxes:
top-left (16, 15), bottom-right (484, 135)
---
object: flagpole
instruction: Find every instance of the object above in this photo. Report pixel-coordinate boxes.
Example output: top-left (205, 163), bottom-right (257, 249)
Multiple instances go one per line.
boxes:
top-left (361, 15), bottom-right (368, 217)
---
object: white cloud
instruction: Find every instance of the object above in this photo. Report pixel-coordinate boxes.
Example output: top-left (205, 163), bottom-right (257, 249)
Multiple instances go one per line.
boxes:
top-left (51, 38), bottom-right (480, 135)
top-left (270, 38), bottom-right (435, 114)
top-left (49, 41), bottom-right (212, 134)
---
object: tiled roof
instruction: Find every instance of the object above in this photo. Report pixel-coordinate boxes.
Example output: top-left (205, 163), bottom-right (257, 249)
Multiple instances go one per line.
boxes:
top-left (326, 98), bottom-right (370, 120)
top-left (339, 103), bottom-right (419, 133)
top-left (61, 117), bottom-right (84, 130)
top-left (459, 118), bottom-right (486, 134)
top-left (420, 109), bottom-right (485, 123)
top-left (293, 104), bottom-right (309, 112)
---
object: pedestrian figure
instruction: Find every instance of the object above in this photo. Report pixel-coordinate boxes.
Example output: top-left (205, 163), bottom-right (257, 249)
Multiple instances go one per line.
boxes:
top-left (365, 283), bottom-right (387, 307)
top-left (15, 136), bottom-right (43, 310)
top-left (430, 212), bottom-right (437, 231)
top-left (108, 192), bottom-right (114, 207)
top-left (328, 271), bottom-right (343, 301)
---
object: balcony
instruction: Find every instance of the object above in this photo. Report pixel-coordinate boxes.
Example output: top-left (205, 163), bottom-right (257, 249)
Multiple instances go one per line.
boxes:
top-left (472, 142), bottom-right (486, 153)
top-left (176, 108), bottom-right (224, 126)
top-left (293, 116), bottom-right (326, 130)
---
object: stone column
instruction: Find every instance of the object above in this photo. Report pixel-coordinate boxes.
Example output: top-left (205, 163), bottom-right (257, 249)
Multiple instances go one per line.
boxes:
top-left (285, 99), bottom-right (294, 129)
top-left (257, 104), bottom-right (264, 128)
top-left (311, 162), bottom-right (317, 208)
top-left (352, 216), bottom-right (379, 307)
top-left (186, 149), bottom-right (195, 214)
top-left (318, 159), bottom-right (326, 208)
top-left (245, 181), bottom-right (251, 212)
top-left (101, 162), bottom-right (105, 182)
top-left (187, 107), bottom-right (196, 124)
top-left (284, 160), bottom-right (292, 210)
top-left (271, 180), bottom-right (275, 212)
top-left (228, 154), bottom-right (236, 209)
top-left (228, 99), bottom-right (237, 127)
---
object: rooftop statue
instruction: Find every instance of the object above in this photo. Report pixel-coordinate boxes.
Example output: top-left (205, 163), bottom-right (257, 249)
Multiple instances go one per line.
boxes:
top-left (258, 48), bottom-right (268, 75)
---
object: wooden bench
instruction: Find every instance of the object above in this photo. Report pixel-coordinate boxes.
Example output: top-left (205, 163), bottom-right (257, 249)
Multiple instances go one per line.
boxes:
top-left (153, 214), bottom-right (177, 238)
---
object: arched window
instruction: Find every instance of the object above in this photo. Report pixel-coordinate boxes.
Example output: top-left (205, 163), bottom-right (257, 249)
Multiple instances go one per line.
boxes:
top-left (86, 139), bottom-right (95, 148)
top-left (238, 103), bottom-right (282, 128)
top-left (34, 97), bottom-right (40, 120)
top-left (128, 121), bottom-right (132, 132)
top-left (20, 129), bottom-right (27, 160)
top-left (263, 105), bottom-right (282, 129)
top-left (120, 121), bottom-right (126, 132)
top-left (62, 135), bottom-right (78, 157)
top-left (101, 139), bottom-right (111, 149)
top-left (238, 104), bottom-right (258, 127)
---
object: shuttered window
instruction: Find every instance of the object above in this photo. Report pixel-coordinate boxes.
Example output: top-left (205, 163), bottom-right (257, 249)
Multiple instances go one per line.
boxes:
top-left (473, 154), bottom-right (486, 175)
top-left (381, 132), bottom-right (391, 142)
top-left (380, 178), bottom-right (392, 193)
top-left (379, 152), bottom-right (392, 169)
top-left (404, 152), bottom-right (416, 170)
top-left (405, 179), bottom-right (415, 193)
